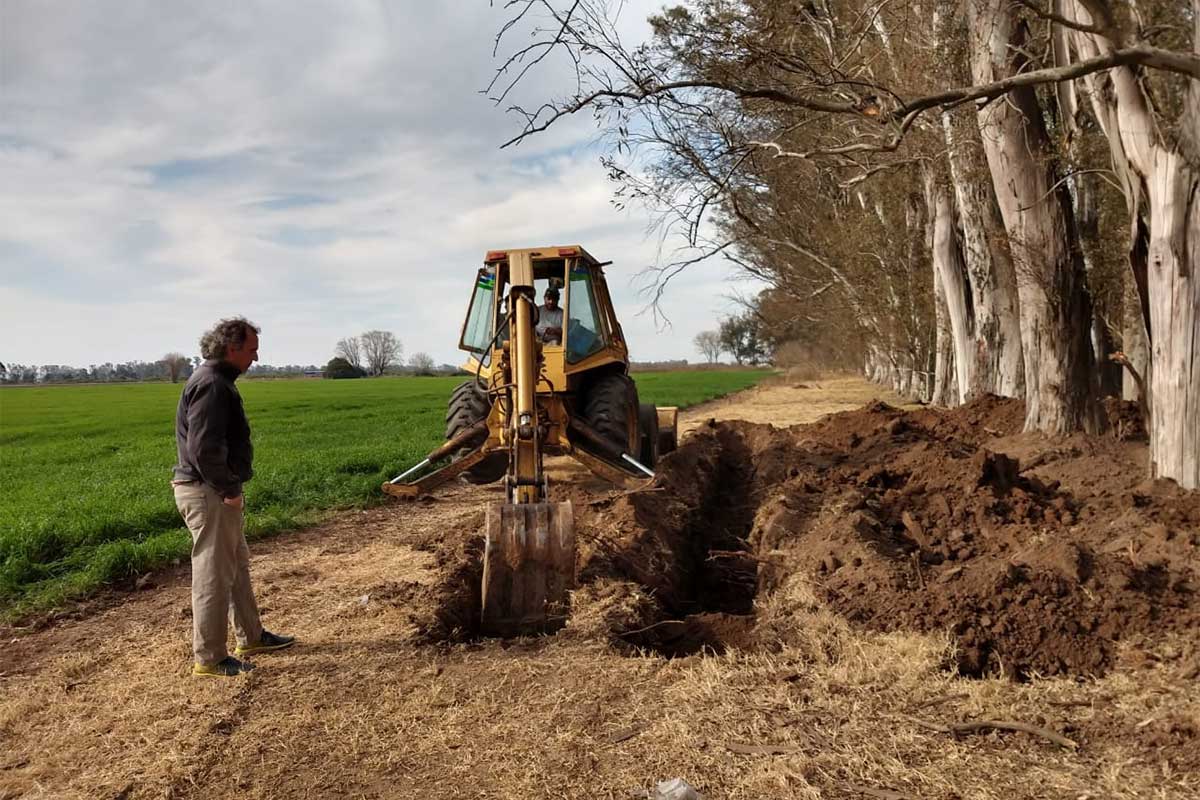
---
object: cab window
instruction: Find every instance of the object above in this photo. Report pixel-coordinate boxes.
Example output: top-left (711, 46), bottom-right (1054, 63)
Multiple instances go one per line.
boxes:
top-left (461, 267), bottom-right (497, 352)
top-left (566, 262), bottom-right (607, 362)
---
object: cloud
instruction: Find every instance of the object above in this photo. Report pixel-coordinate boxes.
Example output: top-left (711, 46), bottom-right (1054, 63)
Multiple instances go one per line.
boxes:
top-left (0, 0), bottom-right (759, 368)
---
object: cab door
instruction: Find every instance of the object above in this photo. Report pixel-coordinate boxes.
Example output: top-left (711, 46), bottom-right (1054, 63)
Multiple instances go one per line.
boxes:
top-left (460, 265), bottom-right (501, 358)
top-left (564, 259), bottom-right (611, 364)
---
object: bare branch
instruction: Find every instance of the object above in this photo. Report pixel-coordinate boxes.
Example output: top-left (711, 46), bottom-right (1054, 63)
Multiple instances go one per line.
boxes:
top-left (899, 44), bottom-right (1200, 117)
top-left (1014, 0), bottom-right (1110, 36)
top-left (486, 0), bottom-right (585, 106)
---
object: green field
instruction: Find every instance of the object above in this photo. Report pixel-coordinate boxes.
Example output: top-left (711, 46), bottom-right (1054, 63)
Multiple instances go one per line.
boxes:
top-left (0, 369), bottom-right (767, 617)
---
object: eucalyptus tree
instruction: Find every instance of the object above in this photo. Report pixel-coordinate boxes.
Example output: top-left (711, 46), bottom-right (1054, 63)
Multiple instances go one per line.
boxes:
top-left (491, 0), bottom-right (1199, 485)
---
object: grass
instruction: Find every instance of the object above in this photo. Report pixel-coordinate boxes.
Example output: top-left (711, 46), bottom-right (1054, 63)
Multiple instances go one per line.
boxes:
top-left (0, 369), bottom-right (768, 617)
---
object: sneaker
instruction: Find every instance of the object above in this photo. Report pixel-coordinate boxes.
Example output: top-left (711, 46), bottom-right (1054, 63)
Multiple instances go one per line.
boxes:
top-left (235, 630), bottom-right (296, 656)
top-left (193, 656), bottom-right (255, 678)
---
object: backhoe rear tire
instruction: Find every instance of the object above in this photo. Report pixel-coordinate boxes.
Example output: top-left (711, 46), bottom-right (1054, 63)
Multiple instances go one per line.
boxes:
top-left (446, 380), bottom-right (508, 484)
top-left (581, 373), bottom-right (638, 456)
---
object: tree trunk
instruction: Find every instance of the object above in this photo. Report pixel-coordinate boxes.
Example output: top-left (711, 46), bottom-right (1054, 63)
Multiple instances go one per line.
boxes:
top-left (1071, 173), bottom-right (1124, 397)
top-left (1091, 316), bottom-right (1122, 397)
top-left (1145, 159), bottom-right (1199, 487)
top-left (942, 104), bottom-right (1025, 401)
top-left (1122, 282), bottom-right (1151, 402)
top-left (1061, 0), bottom-right (1199, 486)
top-left (932, 265), bottom-right (958, 406)
top-left (867, 347), bottom-right (892, 386)
top-left (924, 170), bottom-right (975, 404)
top-left (967, 0), bottom-right (1102, 434)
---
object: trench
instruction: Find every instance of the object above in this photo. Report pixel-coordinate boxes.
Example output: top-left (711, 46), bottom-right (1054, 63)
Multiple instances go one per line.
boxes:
top-left (533, 422), bottom-right (770, 657)
top-left (617, 427), bottom-right (761, 657)
top-left (411, 424), bottom-right (766, 656)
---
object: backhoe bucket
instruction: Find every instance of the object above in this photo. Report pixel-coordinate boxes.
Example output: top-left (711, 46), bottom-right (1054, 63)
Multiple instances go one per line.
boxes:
top-left (481, 501), bottom-right (575, 636)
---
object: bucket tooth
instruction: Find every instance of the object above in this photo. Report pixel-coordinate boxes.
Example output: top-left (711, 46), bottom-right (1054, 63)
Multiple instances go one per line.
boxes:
top-left (481, 501), bottom-right (575, 636)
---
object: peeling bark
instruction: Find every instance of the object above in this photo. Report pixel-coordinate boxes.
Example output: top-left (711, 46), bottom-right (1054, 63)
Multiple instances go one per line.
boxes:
top-left (924, 169), bottom-right (975, 404)
top-left (1144, 156), bottom-right (1199, 486)
top-left (968, 0), bottom-right (1103, 434)
top-left (932, 264), bottom-right (958, 406)
top-left (1062, 0), bottom-right (1200, 487)
top-left (942, 110), bottom-right (1026, 399)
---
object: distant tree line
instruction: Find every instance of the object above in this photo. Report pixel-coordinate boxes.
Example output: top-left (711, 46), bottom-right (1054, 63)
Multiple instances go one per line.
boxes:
top-left (1, 357), bottom-right (199, 385)
top-left (246, 364), bottom-right (323, 378)
top-left (0, 357), bottom-right (330, 385)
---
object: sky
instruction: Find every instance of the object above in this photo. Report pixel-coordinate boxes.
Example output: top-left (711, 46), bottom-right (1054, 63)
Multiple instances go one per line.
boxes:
top-left (0, 0), bottom-right (756, 369)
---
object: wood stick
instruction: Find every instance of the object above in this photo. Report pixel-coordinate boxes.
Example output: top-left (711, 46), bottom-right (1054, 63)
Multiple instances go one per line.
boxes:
top-left (905, 716), bottom-right (952, 734)
top-left (707, 549), bottom-right (775, 564)
top-left (950, 720), bottom-right (1077, 749)
top-left (616, 619), bottom-right (687, 637)
top-left (724, 741), bottom-right (804, 755)
top-left (1109, 351), bottom-right (1150, 433)
top-left (845, 784), bottom-right (914, 800)
top-left (911, 551), bottom-right (925, 589)
top-left (608, 722), bottom-right (648, 744)
top-left (908, 716), bottom-right (1077, 749)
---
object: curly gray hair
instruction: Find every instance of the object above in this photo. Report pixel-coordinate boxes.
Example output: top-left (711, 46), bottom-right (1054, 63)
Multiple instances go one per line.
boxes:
top-left (200, 317), bottom-right (261, 361)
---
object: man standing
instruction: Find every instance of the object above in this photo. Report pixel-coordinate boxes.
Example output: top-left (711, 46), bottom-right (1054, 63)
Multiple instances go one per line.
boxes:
top-left (536, 286), bottom-right (564, 344)
top-left (172, 317), bottom-right (294, 677)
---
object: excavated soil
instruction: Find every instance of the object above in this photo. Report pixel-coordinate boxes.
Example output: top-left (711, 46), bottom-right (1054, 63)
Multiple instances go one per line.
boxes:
top-left (416, 395), bottom-right (1200, 681)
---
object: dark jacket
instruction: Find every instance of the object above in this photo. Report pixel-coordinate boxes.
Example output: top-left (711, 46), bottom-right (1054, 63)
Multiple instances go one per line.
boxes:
top-left (172, 360), bottom-right (253, 498)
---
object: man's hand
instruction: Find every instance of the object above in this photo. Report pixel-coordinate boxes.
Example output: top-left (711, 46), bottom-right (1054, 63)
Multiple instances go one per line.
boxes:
top-left (223, 494), bottom-right (245, 510)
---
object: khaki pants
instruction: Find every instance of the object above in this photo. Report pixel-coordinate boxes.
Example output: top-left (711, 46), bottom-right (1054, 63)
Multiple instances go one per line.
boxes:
top-left (173, 482), bottom-right (263, 666)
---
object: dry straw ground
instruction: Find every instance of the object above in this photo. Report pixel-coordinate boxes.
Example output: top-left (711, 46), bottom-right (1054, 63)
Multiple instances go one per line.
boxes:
top-left (1, 377), bottom-right (1196, 799)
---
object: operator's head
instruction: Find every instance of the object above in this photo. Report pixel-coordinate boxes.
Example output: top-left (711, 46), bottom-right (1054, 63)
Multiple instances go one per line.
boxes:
top-left (544, 286), bottom-right (560, 310)
top-left (201, 316), bottom-right (261, 374)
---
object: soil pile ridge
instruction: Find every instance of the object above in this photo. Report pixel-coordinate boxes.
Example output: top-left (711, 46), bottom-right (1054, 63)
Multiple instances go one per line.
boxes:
top-left (516, 396), bottom-right (1200, 678)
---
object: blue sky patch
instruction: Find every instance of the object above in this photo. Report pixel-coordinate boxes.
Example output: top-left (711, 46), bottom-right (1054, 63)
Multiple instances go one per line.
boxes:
top-left (142, 154), bottom-right (250, 185)
top-left (254, 194), bottom-right (332, 211)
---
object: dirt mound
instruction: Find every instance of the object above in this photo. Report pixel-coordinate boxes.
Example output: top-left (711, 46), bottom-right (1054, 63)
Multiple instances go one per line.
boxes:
top-left (419, 395), bottom-right (1198, 679)
top-left (594, 397), bottom-right (1196, 676)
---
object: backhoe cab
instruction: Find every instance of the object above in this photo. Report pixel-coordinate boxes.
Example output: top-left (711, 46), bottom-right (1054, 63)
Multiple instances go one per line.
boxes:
top-left (383, 246), bottom-right (678, 635)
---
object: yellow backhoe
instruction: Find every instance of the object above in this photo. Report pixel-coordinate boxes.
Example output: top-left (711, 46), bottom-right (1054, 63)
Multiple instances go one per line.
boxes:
top-left (382, 246), bottom-right (678, 635)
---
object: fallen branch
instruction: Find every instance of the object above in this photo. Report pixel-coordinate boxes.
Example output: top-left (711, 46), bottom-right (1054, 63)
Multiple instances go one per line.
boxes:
top-left (1108, 351), bottom-right (1151, 436)
top-left (724, 741), bottom-right (804, 755)
top-left (954, 720), bottom-right (1077, 749)
top-left (608, 722), bottom-right (648, 744)
top-left (910, 551), bottom-right (925, 589)
top-left (616, 619), bottom-right (686, 637)
top-left (707, 549), bottom-right (776, 565)
top-left (908, 716), bottom-right (1077, 749)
